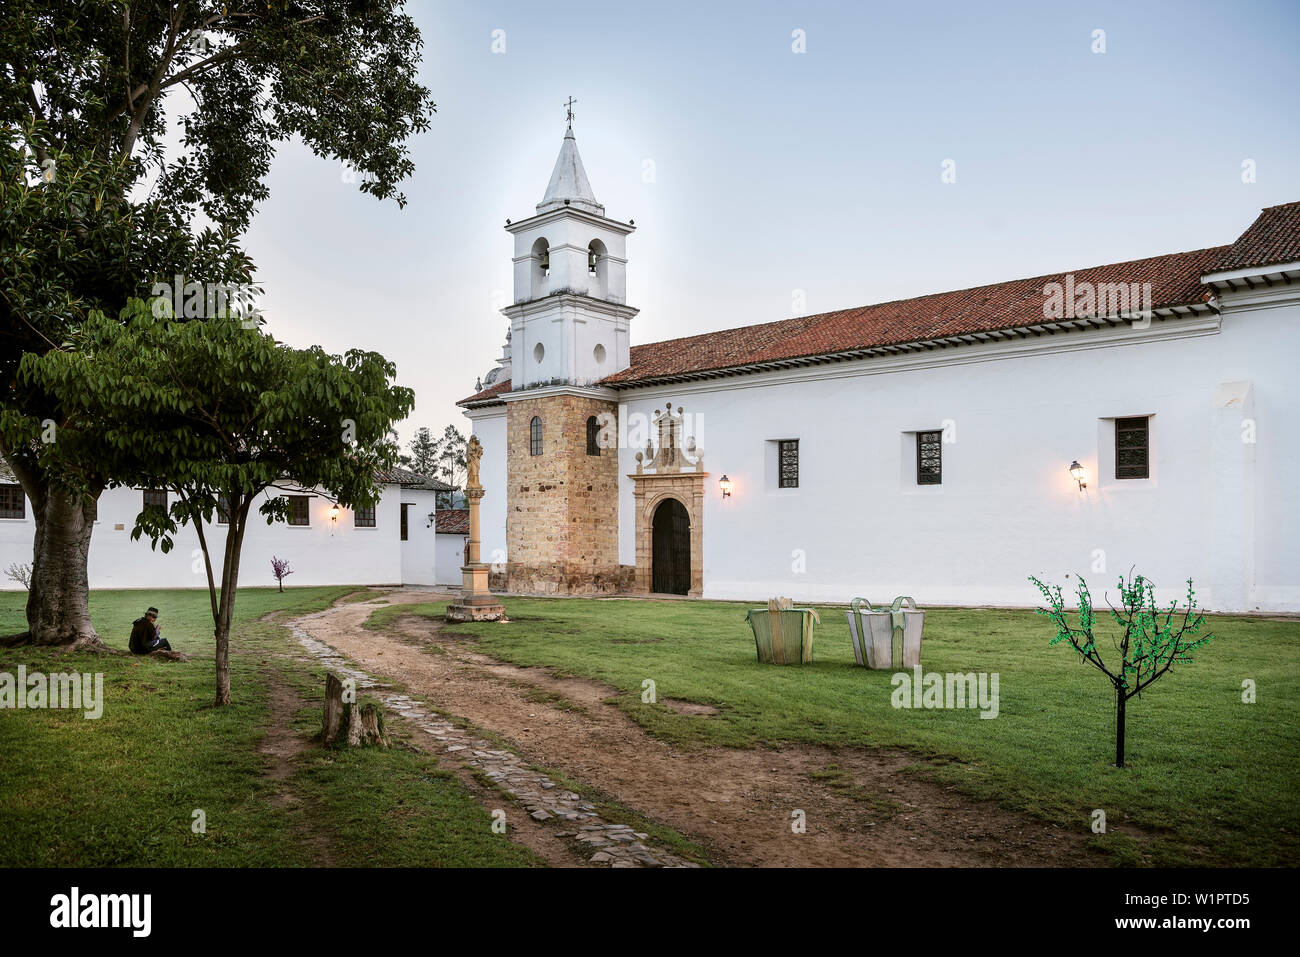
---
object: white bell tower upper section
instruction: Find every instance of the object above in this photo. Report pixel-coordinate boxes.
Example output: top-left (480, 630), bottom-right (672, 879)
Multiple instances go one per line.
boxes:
top-left (503, 119), bottom-right (637, 389)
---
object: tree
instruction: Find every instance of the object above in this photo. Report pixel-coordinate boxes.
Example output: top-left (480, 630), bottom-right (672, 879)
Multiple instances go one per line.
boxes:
top-left (404, 427), bottom-right (438, 475)
top-left (0, 1), bottom-right (435, 646)
top-left (434, 424), bottom-right (466, 507)
top-left (1030, 572), bottom-right (1214, 768)
top-left (270, 556), bottom-right (293, 593)
top-left (16, 305), bottom-right (414, 704)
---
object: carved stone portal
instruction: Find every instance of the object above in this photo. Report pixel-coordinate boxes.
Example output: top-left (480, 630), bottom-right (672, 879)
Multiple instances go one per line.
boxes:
top-left (630, 403), bottom-right (706, 597)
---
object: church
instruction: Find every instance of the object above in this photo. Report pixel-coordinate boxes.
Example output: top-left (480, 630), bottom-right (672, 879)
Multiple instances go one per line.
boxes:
top-left (460, 124), bottom-right (1300, 614)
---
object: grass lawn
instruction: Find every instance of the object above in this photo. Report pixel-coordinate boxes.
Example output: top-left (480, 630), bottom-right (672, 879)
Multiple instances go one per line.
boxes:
top-left (370, 597), bottom-right (1300, 867)
top-left (0, 588), bottom-right (540, 868)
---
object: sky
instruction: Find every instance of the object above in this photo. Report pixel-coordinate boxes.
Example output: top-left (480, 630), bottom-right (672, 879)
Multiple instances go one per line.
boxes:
top-left (238, 0), bottom-right (1300, 445)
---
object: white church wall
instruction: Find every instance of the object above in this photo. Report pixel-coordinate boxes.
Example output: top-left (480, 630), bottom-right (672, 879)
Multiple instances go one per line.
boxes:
top-left (616, 306), bottom-right (1300, 613)
top-left (400, 487), bottom-right (439, 585)
top-left (1, 483), bottom-right (407, 591)
top-left (467, 409), bottom-right (509, 570)
top-left (436, 533), bottom-right (468, 586)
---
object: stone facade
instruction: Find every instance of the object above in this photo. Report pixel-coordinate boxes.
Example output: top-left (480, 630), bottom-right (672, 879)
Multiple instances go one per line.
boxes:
top-left (505, 392), bottom-right (626, 594)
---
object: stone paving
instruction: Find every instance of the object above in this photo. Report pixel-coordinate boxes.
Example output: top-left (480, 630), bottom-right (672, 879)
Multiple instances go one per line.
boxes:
top-left (291, 612), bottom-right (698, 868)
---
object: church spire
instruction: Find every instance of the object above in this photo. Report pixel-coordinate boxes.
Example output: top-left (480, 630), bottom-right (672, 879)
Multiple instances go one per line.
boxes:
top-left (537, 105), bottom-right (603, 216)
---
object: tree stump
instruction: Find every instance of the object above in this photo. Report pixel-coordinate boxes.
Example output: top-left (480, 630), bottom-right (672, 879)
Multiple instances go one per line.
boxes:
top-left (322, 673), bottom-right (388, 747)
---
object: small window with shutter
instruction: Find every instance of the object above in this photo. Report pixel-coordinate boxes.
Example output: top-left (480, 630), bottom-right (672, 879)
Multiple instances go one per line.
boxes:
top-left (1115, 417), bottom-right (1150, 479)
top-left (778, 440), bottom-right (799, 488)
top-left (917, 431), bottom-right (942, 485)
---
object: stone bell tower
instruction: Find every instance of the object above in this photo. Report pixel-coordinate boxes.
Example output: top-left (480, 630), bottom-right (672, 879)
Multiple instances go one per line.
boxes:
top-left (499, 109), bottom-right (636, 594)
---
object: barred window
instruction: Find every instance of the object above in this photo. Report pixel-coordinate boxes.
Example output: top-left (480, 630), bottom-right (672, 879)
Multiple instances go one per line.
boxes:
top-left (586, 416), bottom-right (601, 456)
top-left (1115, 417), bottom-right (1150, 480)
top-left (0, 484), bottom-right (24, 520)
top-left (917, 431), bottom-right (943, 485)
top-left (530, 416), bottom-right (543, 456)
top-left (778, 439), bottom-right (799, 488)
top-left (216, 494), bottom-right (231, 525)
top-left (354, 506), bottom-right (376, 528)
top-left (286, 495), bottom-right (311, 526)
top-left (400, 503), bottom-right (409, 542)
top-left (143, 488), bottom-right (168, 515)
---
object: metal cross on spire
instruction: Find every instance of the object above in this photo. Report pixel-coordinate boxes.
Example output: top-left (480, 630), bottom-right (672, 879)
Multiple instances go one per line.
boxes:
top-left (564, 96), bottom-right (576, 128)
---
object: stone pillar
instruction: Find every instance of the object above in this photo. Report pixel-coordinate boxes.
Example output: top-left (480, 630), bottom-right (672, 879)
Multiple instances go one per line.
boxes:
top-left (446, 440), bottom-right (506, 623)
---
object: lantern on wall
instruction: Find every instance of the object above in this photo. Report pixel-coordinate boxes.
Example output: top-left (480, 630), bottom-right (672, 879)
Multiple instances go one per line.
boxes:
top-left (719, 475), bottom-right (733, 499)
top-left (1068, 461), bottom-right (1087, 491)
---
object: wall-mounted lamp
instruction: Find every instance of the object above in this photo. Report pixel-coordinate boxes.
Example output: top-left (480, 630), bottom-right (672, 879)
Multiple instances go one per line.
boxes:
top-left (719, 474), bottom-right (733, 499)
top-left (329, 503), bottom-right (340, 522)
top-left (427, 512), bottom-right (436, 529)
top-left (1068, 461), bottom-right (1088, 491)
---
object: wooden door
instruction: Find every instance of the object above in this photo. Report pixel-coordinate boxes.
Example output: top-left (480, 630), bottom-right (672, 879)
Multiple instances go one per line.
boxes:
top-left (652, 499), bottom-right (691, 595)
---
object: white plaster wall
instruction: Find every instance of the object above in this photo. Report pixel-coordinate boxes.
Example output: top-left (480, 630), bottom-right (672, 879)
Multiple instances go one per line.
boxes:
top-left (0, 483), bottom-right (407, 590)
top-left (616, 306), bottom-right (1300, 613)
top-left (400, 488), bottom-right (438, 585)
top-left (436, 533), bottom-right (468, 586)
top-left (467, 409), bottom-right (508, 569)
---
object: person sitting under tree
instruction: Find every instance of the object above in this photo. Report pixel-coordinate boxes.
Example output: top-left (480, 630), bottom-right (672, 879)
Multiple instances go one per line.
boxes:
top-left (129, 607), bottom-right (173, 655)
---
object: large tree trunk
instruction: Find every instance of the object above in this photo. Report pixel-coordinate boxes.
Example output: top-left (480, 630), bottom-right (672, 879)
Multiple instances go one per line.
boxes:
top-left (24, 485), bottom-right (102, 649)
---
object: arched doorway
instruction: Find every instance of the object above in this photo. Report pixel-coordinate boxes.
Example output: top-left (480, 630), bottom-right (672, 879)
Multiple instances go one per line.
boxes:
top-left (651, 498), bottom-right (691, 595)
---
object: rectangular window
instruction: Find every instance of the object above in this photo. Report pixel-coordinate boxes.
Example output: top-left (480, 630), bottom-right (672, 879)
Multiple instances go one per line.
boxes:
top-left (354, 505), bottom-right (376, 528)
top-left (143, 488), bottom-right (168, 515)
top-left (216, 494), bottom-right (231, 525)
top-left (778, 439), bottom-right (799, 488)
top-left (286, 495), bottom-right (311, 526)
top-left (1115, 416), bottom-right (1150, 479)
top-left (400, 503), bottom-right (409, 542)
top-left (917, 430), bottom-right (943, 485)
top-left (0, 484), bottom-right (24, 519)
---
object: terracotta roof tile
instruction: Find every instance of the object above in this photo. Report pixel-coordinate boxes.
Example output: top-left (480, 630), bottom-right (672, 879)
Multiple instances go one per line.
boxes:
top-left (1210, 201), bottom-right (1300, 273)
top-left (599, 246), bottom-right (1226, 387)
top-left (458, 244), bottom-right (1235, 403)
top-left (435, 508), bottom-right (469, 534)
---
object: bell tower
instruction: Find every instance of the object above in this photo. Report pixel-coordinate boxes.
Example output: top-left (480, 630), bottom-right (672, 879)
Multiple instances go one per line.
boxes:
top-left (503, 116), bottom-right (637, 388)
top-left (498, 107), bottom-right (633, 595)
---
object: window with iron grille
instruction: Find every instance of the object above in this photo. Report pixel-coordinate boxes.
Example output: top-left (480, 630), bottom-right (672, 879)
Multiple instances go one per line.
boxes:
top-left (354, 505), bottom-right (376, 528)
top-left (400, 503), bottom-right (409, 541)
top-left (216, 494), bottom-right (231, 525)
top-left (917, 431), bottom-right (943, 485)
top-left (1115, 416), bottom-right (1150, 479)
top-left (0, 484), bottom-right (24, 520)
top-left (586, 416), bottom-right (600, 456)
top-left (778, 440), bottom-right (799, 488)
top-left (530, 416), bottom-right (543, 456)
top-left (143, 488), bottom-right (168, 515)
top-left (286, 495), bottom-right (311, 526)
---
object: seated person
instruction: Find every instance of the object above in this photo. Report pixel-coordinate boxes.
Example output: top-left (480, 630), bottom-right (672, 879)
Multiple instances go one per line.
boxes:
top-left (129, 607), bottom-right (173, 654)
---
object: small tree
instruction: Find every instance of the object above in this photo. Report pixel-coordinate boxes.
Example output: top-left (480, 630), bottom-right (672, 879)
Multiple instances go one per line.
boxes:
top-left (1030, 572), bottom-right (1214, 767)
top-left (270, 557), bottom-right (294, 593)
top-left (5, 563), bottom-right (32, 590)
top-left (18, 306), bottom-right (413, 704)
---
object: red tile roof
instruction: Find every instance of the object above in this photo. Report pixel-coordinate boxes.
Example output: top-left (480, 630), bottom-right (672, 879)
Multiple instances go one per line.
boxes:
top-left (458, 245), bottom-right (1229, 403)
top-left (435, 509), bottom-right (469, 534)
top-left (1210, 201), bottom-right (1300, 273)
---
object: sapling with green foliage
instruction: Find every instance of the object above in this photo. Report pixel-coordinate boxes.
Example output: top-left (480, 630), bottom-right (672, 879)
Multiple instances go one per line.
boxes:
top-left (14, 305), bottom-right (414, 705)
top-left (1029, 572), bottom-right (1214, 767)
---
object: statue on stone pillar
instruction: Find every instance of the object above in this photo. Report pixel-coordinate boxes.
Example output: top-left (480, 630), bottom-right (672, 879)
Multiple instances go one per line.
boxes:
top-left (466, 434), bottom-right (483, 491)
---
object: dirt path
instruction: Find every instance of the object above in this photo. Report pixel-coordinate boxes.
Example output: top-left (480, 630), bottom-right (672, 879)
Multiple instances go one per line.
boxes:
top-left (293, 589), bottom-right (1102, 868)
top-left (256, 669), bottom-right (337, 866)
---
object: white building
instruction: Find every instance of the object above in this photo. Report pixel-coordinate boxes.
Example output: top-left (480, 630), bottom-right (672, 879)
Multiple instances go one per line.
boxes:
top-left (0, 466), bottom-right (459, 590)
top-left (461, 125), bottom-right (1300, 613)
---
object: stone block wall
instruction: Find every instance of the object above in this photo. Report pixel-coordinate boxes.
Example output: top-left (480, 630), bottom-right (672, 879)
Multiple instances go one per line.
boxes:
top-left (505, 393), bottom-right (623, 594)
